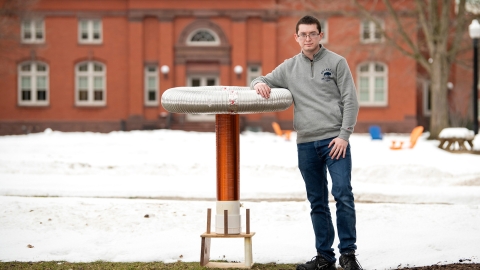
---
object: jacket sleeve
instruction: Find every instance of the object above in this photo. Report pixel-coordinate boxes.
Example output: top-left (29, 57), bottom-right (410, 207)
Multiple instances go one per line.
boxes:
top-left (336, 58), bottom-right (359, 141)
top-left (249, 60), bottom-right (289, 90)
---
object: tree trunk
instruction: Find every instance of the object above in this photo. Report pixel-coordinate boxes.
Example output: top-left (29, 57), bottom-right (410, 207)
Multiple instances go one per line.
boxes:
top-left (429, 51), bottom-right (450, 139)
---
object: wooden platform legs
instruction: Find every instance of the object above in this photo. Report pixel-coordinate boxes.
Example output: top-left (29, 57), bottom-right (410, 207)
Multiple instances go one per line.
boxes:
top-left (200, 208), bottom-right (255, 268)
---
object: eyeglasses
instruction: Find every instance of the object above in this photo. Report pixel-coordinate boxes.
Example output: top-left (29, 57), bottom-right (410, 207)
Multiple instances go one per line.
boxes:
top-left (297, 32), bottom-right (320, 40)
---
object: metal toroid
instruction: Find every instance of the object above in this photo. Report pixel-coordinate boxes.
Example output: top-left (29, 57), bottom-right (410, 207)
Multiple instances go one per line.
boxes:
top-left (161, 86), bottom-right (292, 114)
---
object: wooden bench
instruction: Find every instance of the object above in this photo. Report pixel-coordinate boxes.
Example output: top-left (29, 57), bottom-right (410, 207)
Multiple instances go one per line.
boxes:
top-left (438, 128), bottom-right (475, 152)
top-left (438, 138), bottom-right (474, 151)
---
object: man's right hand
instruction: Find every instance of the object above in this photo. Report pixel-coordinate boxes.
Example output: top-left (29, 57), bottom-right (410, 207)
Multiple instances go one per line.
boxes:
top-left (254, 83), bottom-right (271, 99)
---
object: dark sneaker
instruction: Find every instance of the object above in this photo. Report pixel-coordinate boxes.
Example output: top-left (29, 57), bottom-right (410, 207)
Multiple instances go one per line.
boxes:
top-left (339, 251), bottom-right (363, 270)
top-left (296, 255), bottom-right (336, 270)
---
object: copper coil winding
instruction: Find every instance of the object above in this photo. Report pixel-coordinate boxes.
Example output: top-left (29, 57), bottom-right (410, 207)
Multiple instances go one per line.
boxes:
top-left (216, 114), bottom-right (240, 201)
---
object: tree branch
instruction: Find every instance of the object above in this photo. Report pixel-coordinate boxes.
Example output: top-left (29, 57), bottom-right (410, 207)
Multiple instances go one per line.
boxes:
top-left (447, 0), bottom-right (468, 64)
top-left (415, 0), bottom-right (435, 54)
top-left (382, 0), bottom-right (431, 71)
top-left (350, 1), bottom-right (405, 52)
top-left (438, 0), bottom-right (451, 51)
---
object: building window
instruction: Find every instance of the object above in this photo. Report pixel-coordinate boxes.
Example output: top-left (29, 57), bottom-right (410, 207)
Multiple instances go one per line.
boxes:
top-left (75, 62), bottom-right (106, 106)
top-left (361, 20), bottom-right (383, 43)
top-left (145, 65), bottom-right (159, 106)
top-left (21, 19), bottom-right (45, 43)
top-left (78, 19), bottom-right (102, 44)
top-left (186, 29), bottom-right (220, 46)
top-left (422, 81), bottom-right (432, 116)
top-left (320, 20), bottom-right (328, 44)
top-left (188, 76), bottom-right (217, 87)
top-left (18, 61), bottom-right (49, 106)
top-left (247, 65), bottom-right (262, 86)
top-left (357, 62), bottom-right (388, 106)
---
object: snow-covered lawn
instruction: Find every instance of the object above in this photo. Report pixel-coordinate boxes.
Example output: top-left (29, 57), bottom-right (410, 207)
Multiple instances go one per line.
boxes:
top-left (1, 129), bottom-right (479, 269)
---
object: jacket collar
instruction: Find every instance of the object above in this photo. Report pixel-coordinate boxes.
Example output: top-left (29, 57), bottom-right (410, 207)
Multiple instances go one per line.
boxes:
top-left (301, 44), bottom-right (326, 62)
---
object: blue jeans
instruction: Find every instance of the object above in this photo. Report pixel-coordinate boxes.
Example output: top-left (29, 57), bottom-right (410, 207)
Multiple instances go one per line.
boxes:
top-left (297, 137), bottom-right (357, 262)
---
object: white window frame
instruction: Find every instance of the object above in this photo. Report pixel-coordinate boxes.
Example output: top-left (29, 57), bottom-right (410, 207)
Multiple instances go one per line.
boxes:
top-left (18, 61), bottom-right (49, 106)
top-left (75, 61), bottom-right (106, 106)
top-left (357, 62), bottom-right (388, 106)
top-left (145, 65), bottom-right (159, 106)
top-left (78, 19), bottom-right (102, 44)
top-left (186, 75), bottom-right (219, 121)
top-left (360, 20), bottom-right (383, 43)
top-left (21, 19), bottom-right (45, 44)
top-left (247, 65), bottom-right (262, 87)
top-left (422, 81), bottom-right (432, 116)
top-left (186, 28), bottom-right (220, 46)
top-left (320, 20), bottom-right (328, 44)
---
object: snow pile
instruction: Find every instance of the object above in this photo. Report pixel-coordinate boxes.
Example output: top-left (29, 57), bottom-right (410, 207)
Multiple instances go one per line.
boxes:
top-left (439, 127), bottom-right (475, 139)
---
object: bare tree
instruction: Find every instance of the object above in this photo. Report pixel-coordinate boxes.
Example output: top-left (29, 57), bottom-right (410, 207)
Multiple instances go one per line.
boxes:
top-left (0, 0), bottom-right (37, 58)
top-left (0, 0), bottom-right (38, 83)
top-left (351, 0), bottom-right (473, 139)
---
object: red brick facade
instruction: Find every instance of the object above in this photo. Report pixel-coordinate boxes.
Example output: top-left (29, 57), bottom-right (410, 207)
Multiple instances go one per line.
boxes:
top-left (0, 0), bottom-right (475, 135)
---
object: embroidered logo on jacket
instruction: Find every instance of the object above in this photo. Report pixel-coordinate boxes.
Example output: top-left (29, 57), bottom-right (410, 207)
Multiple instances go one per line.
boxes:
top-left (321, 69), bottom-right (334, 82)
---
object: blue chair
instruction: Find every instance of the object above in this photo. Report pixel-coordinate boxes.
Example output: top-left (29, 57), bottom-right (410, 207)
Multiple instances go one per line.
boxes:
top-left (369, 125), bottom-right (383, 140)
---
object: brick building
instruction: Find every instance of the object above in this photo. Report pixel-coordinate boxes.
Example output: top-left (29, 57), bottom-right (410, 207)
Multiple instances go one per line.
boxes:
top-left (0, 0), bottom-right (476, 135)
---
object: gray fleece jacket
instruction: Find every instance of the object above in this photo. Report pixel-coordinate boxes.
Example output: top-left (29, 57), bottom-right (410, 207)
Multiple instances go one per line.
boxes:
top-left (250, 46), bottom-right (359, 144)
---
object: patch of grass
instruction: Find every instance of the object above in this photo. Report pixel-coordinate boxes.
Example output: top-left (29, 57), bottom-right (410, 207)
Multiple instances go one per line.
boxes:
top-left (2, 262), bottom-right (479, 270)
top-left (0, 261), bottom-right (297, 270)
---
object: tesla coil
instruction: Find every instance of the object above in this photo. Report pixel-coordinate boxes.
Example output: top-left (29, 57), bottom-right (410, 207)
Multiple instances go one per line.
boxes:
top-left (161, 86), bottom-right (292, 268)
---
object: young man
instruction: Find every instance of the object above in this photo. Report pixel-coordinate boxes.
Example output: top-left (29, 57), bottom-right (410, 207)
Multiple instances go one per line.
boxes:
top-left (250, 15), bottom-right (362, 270)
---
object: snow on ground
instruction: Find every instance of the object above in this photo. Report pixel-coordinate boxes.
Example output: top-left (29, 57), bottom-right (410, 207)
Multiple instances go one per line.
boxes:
top-left (0, 129), bottom-right (479, 269)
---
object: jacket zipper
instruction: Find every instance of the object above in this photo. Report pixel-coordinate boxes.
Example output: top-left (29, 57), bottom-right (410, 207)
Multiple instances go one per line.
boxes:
top-left (310, 60), bottom-right (314, 78)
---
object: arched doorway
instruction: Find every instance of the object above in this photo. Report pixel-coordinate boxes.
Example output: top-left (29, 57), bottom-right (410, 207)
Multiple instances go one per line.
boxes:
top-left (175, 20), bottom-right (231, 121)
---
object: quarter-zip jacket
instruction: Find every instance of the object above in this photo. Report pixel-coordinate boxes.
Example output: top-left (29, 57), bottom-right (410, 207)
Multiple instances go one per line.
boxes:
top-left (250, 46), bottom-right (359, 144)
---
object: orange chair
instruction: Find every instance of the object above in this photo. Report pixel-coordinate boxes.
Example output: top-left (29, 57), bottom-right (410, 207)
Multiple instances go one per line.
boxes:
top-left (272, 122), bottom-right (292, 141)
top-left (390, 126), bottom-right (424, 150)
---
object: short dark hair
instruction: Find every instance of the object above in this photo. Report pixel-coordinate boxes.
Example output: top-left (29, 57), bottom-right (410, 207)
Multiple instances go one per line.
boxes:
top-left (296, 15), bottom-right (322, 34)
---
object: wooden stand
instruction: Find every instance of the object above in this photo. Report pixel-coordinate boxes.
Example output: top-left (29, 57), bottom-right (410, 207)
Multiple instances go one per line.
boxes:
top-left (200, 208), bottom-right (255, 268)
top-left (438, 138), bottom-right (474, 151)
